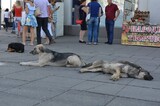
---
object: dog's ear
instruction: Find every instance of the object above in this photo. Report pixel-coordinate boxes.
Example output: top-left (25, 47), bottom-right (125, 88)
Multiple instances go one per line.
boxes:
top-left (39, 46), bottom-right (45, 52)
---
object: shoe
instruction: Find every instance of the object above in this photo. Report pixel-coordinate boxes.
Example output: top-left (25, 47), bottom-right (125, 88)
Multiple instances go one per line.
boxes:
top-left (79, 40), bottom-right (86, 43)
top-left (105, 42), bottom-right (109, 44)
top-left (49, 39), bottom-right (56, 45)
top-left (86, 42), bottom-right (92, 45)
top-left (93, 42), bottom-right (98, 45)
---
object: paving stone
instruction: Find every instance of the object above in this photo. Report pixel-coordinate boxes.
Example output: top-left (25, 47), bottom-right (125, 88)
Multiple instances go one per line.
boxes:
top-left (36, 90), bottom-right (114, 106)
top-left (0, 63), bottom-right (34, 76)
top-left (128, 73), bottom-right (160, 89)
top-left (0, 92), bottom-right (39, 106)
top-left (87, 83), bottom-right (125, 95)
top-left (5, 68), bottom-right (55, 81)
top-left (6, 84), bottom-right (66, 100)
top-left (0, 78), bottom-right (28, 91)
top-left (106, 97), bottom-right (160, 106)
top-left (42, 66), bottom-right (99, 80)
top-left (71, 81), bottom-right (105, 91)
top-left (117, 86), bottom-right (160, 102)
top-left (34, 76), bottom-right (85, 88)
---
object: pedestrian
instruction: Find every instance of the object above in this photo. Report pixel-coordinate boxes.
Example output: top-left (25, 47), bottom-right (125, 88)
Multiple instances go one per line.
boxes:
top-left (87, 0), bottom-right (102, 45)
top-left (78, 0), bottom-right (87, 43)
top-left (11, 4), bottom-right (16, 34)
top-left (34, 0), bottom-right (55, 45)
top-left (14, 1), bottom-right (23, 37)
top-left (4, 8), bottom-right (10, 32)
top-left (105, 0), bottom-right (120, 44)
top-left (22, 0), bottom-right (38, 45)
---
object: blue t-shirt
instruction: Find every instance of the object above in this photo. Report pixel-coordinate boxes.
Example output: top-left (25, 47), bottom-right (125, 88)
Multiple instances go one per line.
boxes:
top-left (87, 2), bottom-right (101, 17)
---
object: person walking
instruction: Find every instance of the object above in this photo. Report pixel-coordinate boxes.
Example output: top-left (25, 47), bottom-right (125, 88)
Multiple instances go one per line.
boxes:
top-left (4, 8), bottom-right (10, 32)
top-left (14, 1), bottom-right (23, 37)
top-left (22, 0), bottom-right (37, 45)
top-left (34, 0), bottom-right (55, 45)
top-left (79, 0), bottom-right (87, 43)
top-left (87, 0), bottom-right (102, 45)
top-left (105, 0), bottom-right (120, 44)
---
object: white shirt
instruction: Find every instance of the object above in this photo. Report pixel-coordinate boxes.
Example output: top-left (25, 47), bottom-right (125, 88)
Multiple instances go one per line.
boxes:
top-left (34, 0), bottom-right (50, 18)
top-left (4, 12), bottom-right (10, 18)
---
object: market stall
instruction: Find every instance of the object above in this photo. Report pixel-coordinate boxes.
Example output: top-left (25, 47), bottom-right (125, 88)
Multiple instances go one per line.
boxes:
top-left (121, 0), bottom-right (160, 47)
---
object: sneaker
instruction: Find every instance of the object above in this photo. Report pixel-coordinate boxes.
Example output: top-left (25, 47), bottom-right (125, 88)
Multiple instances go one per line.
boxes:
top-left (93, 42), bottom-right (98, 45)
top-left (86, 42), bottom-right (92, 45)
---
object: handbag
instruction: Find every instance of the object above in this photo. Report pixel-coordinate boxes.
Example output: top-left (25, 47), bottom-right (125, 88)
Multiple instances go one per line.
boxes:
top-left (35, 7), bottom-right (41, 16)
top-left (76, 19), bottom-right (83, 25)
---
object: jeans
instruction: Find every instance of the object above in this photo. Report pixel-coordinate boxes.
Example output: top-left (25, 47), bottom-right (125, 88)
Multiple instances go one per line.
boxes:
top-left (12, 21), bottom-right (15, 31)
top-left (15, 17), bottom-right (22, 35)
top-left (105, 19), bottom-right (115, 44)
top-left (88, 17), bottom-right (99, 43)
top-left (36, 17), bottom-right (53, 44)
top-left (4, 18), bottom-right (9, 31)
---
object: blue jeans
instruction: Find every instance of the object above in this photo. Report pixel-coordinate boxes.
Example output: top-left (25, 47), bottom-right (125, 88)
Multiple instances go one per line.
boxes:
top-left (88, 17), bottom-right (99, 43)
top-left (12, 21), bottom-right (15, 31)
top-left (105, 19), bottom-right (115, 44)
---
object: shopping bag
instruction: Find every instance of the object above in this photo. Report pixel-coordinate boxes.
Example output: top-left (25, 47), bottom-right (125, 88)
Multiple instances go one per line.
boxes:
top-left (21, 11), bottom-right (26, 26)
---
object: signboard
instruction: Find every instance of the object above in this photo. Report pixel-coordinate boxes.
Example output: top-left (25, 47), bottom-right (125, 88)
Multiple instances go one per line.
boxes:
top-left (121, 24), bottom-right (160, 47)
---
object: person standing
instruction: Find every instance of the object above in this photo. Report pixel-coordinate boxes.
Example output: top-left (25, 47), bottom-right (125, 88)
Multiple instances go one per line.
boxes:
top-left (4, 8), bottom-right (10, 32)
top-left (79, 0), bottom-right (87, 43)
top-left (105, 0), bottom-right (120, 44)
top-left (34, 0), bottom-right (55, 45)
top-left (50, 0), bottom-right (60, 39)
top-left (22, 0), bottom-right (37, 45)
top-left (14, 1), bottom-right (23, 36)
top-left (87, 0), bottom-right (101, 45)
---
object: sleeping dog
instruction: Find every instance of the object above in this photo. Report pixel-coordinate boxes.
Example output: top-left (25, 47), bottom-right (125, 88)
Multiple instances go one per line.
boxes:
top-left (7, 42), bottom-right (24, 53)
top-left (80, 60), bottom-right (153, 81)
top-left (20, 44), bottom-right (85, 67)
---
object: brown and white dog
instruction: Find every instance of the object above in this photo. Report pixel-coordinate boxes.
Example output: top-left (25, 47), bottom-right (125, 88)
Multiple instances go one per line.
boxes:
top-left (20, 44), bottom-right (85, 67)
top-left (80, 60), bottom-right (153, 81)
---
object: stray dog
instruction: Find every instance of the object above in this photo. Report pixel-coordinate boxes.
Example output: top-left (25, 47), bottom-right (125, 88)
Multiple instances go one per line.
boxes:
top-left (20, 44), bottom-right (85, 67)
top-left (7, 42), bottom-right (24, 53)
top-left (80, 60), bottom-right (153, 81)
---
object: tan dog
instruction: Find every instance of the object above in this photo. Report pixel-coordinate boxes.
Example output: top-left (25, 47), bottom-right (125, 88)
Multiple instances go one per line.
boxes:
top-left (80, 60), bottom-right (153, 81)
top-left (20, 44), bottom-right (85, 67)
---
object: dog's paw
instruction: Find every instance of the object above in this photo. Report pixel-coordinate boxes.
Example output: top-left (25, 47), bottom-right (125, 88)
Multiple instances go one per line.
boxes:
top-left (110, 74), bottom-right (120, 81)
top-left (79, 68), bottom-right (87, 73)
top-left (19, 62), bottom-right (27, 66)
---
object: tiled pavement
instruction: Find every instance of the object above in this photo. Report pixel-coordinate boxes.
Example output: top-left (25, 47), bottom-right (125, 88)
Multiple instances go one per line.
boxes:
top-left (0, 29), bottom-right (160, 106)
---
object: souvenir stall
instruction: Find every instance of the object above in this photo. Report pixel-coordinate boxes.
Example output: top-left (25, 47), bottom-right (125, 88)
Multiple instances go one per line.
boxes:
top-left (121, 0), bottom-right (160, 47)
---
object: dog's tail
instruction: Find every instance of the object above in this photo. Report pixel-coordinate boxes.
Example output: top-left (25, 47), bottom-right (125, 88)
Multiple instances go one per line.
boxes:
top-left (81, 60), bottom-right (104, 68)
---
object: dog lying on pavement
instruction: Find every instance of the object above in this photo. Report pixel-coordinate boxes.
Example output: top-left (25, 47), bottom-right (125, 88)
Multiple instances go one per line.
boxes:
top-left (80, 60), bottom-right (153, 81)
top-left (7, 42), bottom-right (24, 53)
top-left (20, 44), bottom-right (85, 67)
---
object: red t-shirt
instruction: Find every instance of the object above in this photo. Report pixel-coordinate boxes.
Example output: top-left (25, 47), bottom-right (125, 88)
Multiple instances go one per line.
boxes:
top-left (105, 3), bottom-right (118, 20)
top-left (14, 6), bottom-right (22, 17)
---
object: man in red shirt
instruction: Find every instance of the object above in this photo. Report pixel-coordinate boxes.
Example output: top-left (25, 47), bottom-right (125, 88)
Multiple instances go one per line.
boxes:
top-left (105, 0), bottom-right (120, 44)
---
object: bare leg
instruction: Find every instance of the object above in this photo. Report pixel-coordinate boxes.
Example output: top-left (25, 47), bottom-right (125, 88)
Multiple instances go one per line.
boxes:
top-left (79, 30), bottom-right (86, 41)
top-left (30, 27), bottom-right (35, 45)
top-left (22, 26), bottom-right (28, 45)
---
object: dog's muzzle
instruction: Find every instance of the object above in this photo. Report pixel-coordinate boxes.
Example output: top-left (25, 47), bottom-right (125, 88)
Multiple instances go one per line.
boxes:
top-left (144, 75), bottom-right (153, 81)
top-left (30, 50), bottom-right (38, 55)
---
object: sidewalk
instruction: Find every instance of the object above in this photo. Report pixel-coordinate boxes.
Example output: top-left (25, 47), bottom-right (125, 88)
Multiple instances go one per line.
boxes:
top-left (0, 29), bottom-right (160, 106)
